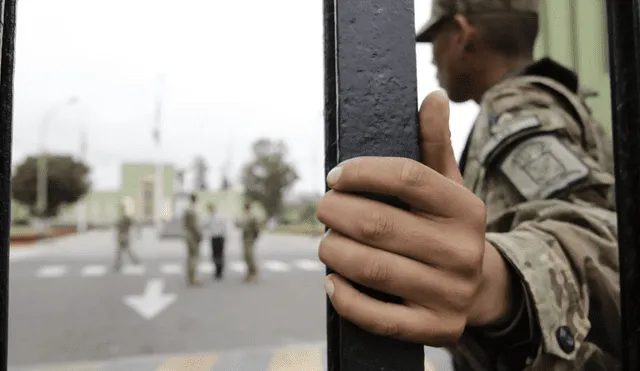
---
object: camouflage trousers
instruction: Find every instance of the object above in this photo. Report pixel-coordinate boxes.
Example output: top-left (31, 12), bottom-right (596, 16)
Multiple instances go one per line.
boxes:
top-left (114, 240), bottom-right (140, 271)
top-left (243, 239), bottom-right (257, 281)
top-left (186, 239), bottom-right (200, 283)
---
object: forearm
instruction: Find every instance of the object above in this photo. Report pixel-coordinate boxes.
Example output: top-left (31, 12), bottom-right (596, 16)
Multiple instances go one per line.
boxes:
top-left (458, 201), bottom-right (620, 370)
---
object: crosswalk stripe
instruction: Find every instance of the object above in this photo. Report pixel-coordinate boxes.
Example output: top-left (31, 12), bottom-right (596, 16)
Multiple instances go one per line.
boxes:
top-left (155, 353), bottom-right (219, 371)
top-left (264, 260), bottom-right (291, 272)
top-left (230, 261), bottom-right (246, 273)
top-left (199, 261), bottom-right (214, 274)
top-left (36, 265), bottom-right (67, 278)
top-left (27, 260), bottom-right (328, 279)
top-left (160, 264), bottom-right (182, 275)
top-left (122, 265), bottom-right (145, 275)
top-left (268, 346), bottom-right (323, 371)
top-left (294, 259), bottom-right (324, 271)
top-left (81, 265), bottom-right (107, 277)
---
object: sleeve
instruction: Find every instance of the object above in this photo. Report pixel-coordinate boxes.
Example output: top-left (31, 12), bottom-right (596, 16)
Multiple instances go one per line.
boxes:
top-left (457, 108), bottom-right (621, 370)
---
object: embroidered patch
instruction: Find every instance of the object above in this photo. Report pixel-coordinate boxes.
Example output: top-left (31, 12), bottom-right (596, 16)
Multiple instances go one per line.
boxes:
top-left (479, 116), bottom-right (541, 164)
top-left (500, 135), bottom-right (589, 200)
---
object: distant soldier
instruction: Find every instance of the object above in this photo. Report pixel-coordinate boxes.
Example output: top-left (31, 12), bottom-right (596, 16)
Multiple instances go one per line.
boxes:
top-left (114, 202), bottom-right (140, 272)
top-left (183, 193), bottom-right (202, 286)
top-left (235, 201), bottom-right (261, 283)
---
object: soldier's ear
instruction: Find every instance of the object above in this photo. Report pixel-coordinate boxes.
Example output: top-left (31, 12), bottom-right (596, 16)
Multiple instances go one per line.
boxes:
top-left (452, 14), bottom-right (477, 53)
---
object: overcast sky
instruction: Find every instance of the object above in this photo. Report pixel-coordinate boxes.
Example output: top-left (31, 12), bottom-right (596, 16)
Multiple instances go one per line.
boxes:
top-left (11, 0), bottom-right (479, 195)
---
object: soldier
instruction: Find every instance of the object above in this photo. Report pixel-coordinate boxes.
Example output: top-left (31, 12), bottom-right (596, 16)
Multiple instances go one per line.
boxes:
top-left (236, 201), bottom-right (261, 283)
top-left (316, 1), bottom-right (619, 370)
top-left (183, 193), bottom-right (202, 286)
top-left (114, 201), bottom-right (140, 272)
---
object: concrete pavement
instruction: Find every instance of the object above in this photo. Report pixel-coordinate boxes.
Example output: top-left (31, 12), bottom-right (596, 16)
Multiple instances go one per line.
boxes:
top-left (8, 228), bottom-right (453, 370)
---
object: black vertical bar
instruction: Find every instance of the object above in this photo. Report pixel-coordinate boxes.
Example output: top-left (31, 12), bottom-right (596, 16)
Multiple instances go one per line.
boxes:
top-left (323, 0), bottom-right (424, 370)
top-left (0, 0), bottom-right (16, 370)
top-left (323, 0), bottom-right (340, 370)
top-left (605, 1), bottom-right (640, 371)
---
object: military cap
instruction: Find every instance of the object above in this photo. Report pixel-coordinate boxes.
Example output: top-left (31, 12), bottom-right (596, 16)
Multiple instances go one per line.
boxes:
top-left (416, 0), bottom-right (539, 43)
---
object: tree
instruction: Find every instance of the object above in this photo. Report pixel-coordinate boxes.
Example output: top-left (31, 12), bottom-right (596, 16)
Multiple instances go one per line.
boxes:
top-left (241, 139), bottom-right (298, 220)
top-left (11, 154), bottom-right (90, 218)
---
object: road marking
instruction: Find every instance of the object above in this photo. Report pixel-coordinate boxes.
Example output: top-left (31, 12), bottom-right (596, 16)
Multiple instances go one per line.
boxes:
top-left (160, 263), bottom-right (182, 275)
top-left (268, 346), bottom-right (323, 371)
top-left (294, 259), bottom-right (324, 271)
top-left (264, 260), bottom-right (291, 272)
top-left (81, 265), bottom-right (107, 277)
top-left (124, 278), bottom-right (176, 320)
top-left (155, 354), bottom-right (219, 371)
top-left (36, 265), bottom-right (67, 278)
top-left (198, 261), bottom-right (214, 274)
top-left (230, 261), bottom-right (246, 273)
top-left (122, 265), bottom-right (145, 276)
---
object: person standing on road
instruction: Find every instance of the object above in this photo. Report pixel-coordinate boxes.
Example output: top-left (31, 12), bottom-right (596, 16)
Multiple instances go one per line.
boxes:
top-left (114, 201), bottom-right (140, 272)
top-left (183, 193), bottom-right (202, 286)
top-left (205, 203), bottom-right (227, 281)
top-left (235, 201), bottom-right (261, 283)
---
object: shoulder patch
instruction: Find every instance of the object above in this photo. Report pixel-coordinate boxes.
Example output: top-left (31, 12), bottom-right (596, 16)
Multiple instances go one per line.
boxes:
top-left (479, 115), bottom-right (541, 164)
top-left (499, 135), bottom-right (589, 200)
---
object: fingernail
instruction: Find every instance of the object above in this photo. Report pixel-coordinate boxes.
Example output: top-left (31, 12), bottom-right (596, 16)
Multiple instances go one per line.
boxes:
top-left (326, 166), bottom-right (342, 185)
top-left (324, 276), bottom-right (335, 298)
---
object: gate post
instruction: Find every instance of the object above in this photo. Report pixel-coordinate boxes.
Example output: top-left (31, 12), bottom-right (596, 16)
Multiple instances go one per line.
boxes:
top-left (605, 1), bottom-right (640, 371)
top-left (323, 0), bottom-right (424, 370)
top-left (0, 0), bottom-right (17, 370)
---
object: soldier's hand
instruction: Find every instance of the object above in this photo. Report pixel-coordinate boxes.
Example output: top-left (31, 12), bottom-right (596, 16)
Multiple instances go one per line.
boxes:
top-left (316, 91), bottom-right (512, 346)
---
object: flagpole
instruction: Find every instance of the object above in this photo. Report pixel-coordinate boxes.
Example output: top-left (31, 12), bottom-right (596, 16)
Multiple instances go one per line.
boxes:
top-left (154, 74), bottom-right (165, 231)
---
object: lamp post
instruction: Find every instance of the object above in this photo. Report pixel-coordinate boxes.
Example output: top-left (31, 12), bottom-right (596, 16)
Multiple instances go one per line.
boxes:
top-left (35, 96), bottom-right (79, 234)
top-left (76, 127), bottom-right (88, 232)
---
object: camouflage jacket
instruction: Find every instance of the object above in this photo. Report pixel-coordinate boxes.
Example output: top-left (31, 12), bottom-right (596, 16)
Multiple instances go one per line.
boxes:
top-left (117, 215), bottom-right (132, 245)
top-left (183, 206), bottom-right (201, 244)
top-left (452, 58), bottom-right (620, 371)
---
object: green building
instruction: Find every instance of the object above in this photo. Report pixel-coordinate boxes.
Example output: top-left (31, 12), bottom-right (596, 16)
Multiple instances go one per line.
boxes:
top-left (535, 0), bottom-right (611, 136)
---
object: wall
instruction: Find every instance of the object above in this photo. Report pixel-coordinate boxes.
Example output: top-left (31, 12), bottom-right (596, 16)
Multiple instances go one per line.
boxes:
top-left (534, 0), bottom-right (612, 136)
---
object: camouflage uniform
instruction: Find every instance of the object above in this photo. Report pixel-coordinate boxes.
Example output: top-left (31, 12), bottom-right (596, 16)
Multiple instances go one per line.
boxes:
top-left (114, 206), bottom-right (140, 271)
top-left (183, 204), bottom-right (202, 285)
top-left (417, 1), bottom-right (620, 370)
top-left (238, 210), bottom-right (260, 282)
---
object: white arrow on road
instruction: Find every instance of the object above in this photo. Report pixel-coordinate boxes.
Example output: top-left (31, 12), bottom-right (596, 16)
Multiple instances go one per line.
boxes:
top-left (124, 278), bottom-right (176, 320)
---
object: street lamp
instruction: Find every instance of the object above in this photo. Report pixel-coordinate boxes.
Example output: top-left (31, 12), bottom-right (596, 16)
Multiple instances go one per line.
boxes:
top-left (35, 96), bottom-right (79, 233)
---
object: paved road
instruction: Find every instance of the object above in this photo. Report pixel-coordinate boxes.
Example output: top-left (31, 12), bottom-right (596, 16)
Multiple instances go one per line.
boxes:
top-left (8, 228), bottom-right (453, 371)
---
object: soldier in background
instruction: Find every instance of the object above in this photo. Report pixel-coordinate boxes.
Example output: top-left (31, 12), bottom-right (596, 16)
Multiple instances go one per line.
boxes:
top-left (183, 193), bottom-right (202, 286)
top-left (114, 201), bottom-right (140, 272)
top-left (235, 200), bottom-right (261, 283)
top-left (316, 0), bottom-right (620, 370)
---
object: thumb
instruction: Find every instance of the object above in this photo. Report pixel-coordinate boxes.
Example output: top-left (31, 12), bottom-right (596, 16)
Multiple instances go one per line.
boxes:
top-left (418, 90), bottom-right (463, 184)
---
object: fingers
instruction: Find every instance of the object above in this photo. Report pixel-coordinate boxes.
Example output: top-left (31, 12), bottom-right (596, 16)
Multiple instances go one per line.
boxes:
top-left (316, 191), bottom-right (483, 276)
top-left (326, 156), bottom-right (478, 219)
top-left (319, 231), bottom-right (467, 308)
top-left (324, 273), bottom-right (466, 346)
top-left (418, 91), bottom-right (464, 185)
